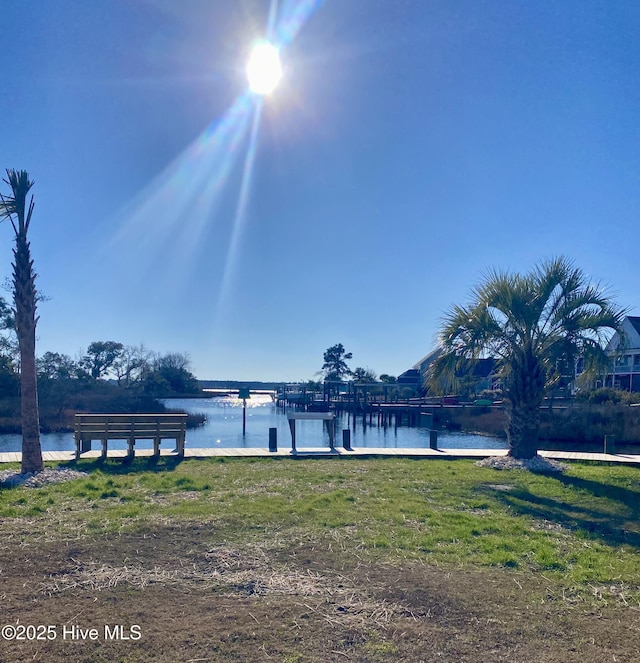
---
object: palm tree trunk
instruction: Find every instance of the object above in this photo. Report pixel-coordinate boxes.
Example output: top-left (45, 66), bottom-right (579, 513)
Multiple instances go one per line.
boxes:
top-left (506, 398), bottom-right (541, 459)
top-left (14, 233), bottom-right (43, 474)
top-left (505, 349), bottom-right (545, 459)
top-left (18, 326), bottom-right (42, 473)
top-left (2, 169), bottom-right (43, 474)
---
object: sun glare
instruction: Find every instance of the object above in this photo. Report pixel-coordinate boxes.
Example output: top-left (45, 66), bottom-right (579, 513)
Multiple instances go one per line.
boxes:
top-left (246, 41), bottom-right (282, 95)
top-left (114, 0), bottom-right (325, 316)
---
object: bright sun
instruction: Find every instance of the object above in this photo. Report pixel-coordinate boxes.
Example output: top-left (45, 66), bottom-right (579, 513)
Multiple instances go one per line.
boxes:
top-left (246, 41), bottom-right (282, 95)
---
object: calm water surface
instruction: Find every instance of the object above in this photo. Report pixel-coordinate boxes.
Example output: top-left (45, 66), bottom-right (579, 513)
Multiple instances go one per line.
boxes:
top-left (0, 395), bottom-right (506, 453)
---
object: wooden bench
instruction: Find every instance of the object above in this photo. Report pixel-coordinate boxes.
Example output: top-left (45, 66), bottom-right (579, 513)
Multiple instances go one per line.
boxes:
top-left (74, 414), bottom-right (187, 460)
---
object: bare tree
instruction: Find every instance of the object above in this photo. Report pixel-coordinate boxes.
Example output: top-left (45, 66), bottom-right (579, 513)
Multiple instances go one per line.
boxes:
top-left (112, 344), bottom-right (153, 386)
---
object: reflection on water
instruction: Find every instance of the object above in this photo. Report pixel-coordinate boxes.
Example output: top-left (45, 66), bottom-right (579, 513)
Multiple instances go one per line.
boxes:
top-left (0, 395), bottom-right (507, 453)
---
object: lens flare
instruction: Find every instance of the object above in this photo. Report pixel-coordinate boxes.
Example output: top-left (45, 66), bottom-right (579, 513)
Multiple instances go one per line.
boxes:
top-left (111, 0), bottom-right (324, 308)
top-left (246, 41), bottom-right (282, 95)
top-left (273, 0), bottom-right (323, 47)
top-left (108, 94), bottom-right (254, 289)
top-left (216, 97), bottom-right (263, 320)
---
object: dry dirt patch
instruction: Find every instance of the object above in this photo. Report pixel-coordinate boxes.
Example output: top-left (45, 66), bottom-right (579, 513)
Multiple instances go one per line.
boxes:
top-left (37, 541), bottom-right (413, 631)
top-left (0, 525), bottom-right (639, 662)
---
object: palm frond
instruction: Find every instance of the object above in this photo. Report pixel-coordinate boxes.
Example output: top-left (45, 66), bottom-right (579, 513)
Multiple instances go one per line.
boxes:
top-left (430, 256), bottom-right (627, 456)
top-left (0, 169), bottom-right (35, 234)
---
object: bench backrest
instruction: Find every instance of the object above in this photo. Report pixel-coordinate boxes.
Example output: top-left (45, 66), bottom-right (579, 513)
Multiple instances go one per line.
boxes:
top-left (75, 414), bottom-right (187, 439)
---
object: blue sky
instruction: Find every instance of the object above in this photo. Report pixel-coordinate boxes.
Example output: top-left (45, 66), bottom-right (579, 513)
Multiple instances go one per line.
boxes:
top-left (2, 0), bottom-right (639, 382)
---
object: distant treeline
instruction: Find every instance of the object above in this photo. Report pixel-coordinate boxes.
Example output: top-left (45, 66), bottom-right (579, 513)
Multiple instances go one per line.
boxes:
top-left (200, 380), bottom-right (287, 391)
top-left (0, 381), bottom-right (204, 434)
top-left (0, 328), bottom-right (205, 433)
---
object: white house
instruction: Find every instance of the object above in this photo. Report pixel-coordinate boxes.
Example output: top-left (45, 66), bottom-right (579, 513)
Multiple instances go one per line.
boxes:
top-left (601, 316), bottom-right (640, 392)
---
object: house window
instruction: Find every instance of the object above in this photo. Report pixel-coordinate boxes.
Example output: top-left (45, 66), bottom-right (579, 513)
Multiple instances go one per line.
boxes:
top-left (634, 354), bottom-right (640, 368)
top-left (615, 355), bottom-right (631, 368)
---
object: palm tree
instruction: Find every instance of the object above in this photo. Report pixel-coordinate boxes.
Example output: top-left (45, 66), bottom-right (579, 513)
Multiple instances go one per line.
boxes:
top-left (429, 257), bottom-right (626, 459)
top-left (0, 169), bottom-right (43, 473)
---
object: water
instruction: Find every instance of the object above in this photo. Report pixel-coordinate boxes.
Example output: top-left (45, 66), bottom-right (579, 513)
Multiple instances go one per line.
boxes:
top-left (0, 395), bottom-right (507, 453)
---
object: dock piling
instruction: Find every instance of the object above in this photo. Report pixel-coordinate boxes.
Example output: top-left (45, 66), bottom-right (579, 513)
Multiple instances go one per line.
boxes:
top-left (269, 427), bottom-right (278, 452)
top-left (342, 429), bottom-right (352, 450)
top-left (429, 429), bottom-right (438, 450)
top-left (604, 434), bottom-right (615, 454)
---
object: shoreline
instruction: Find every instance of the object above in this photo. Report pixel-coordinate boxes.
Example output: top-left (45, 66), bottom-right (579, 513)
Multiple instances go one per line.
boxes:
top-left (1, 446), bottom-right (640, 466)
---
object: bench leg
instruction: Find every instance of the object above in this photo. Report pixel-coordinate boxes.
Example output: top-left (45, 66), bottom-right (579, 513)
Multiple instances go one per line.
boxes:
top-left (76, 438), bottom-right (90, 459)
top-left (288, 419), bottom-right (296, 451)
top-left (325, 420), bottom-right (335, 449)
top-left (101, 439), bottom-right (108, 460)
top-left (127, 438), bottom-right (135, 459)
top-left (154, 437), bottom-right (160, 456)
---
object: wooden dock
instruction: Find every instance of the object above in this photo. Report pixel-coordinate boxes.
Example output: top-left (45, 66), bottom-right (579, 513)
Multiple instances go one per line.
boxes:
top-left (1, 447), bottom-right (639, 465)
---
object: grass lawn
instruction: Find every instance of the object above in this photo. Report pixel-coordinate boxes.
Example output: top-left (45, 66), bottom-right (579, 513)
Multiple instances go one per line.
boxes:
top-left (0, 456), bottom-right (639, 662)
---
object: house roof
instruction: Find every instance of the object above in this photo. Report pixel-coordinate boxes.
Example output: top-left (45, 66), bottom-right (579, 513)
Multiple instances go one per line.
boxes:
top-left (398, 368), bottom-right (421, 384)
top-left (411, 348), bottom-right (497, 381)
top-left (629, 316), bottom-right (640, 337)
top-left (456, 357), bottom-right (495, 378)
top-left (412, 348), bottom-right (442, 372)
top-left (606, 315), bottom-right (640, 352)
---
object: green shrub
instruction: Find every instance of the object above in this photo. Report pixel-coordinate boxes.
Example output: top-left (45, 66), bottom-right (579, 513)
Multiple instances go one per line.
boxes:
top-left (575, 388), bottom-right (640, 405)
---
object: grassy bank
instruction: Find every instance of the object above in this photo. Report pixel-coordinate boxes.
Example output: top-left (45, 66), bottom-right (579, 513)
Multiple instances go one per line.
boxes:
top-left (0, 456), bottom-right (638, 662)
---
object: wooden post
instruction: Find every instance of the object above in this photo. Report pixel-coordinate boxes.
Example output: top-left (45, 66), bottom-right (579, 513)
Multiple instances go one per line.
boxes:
top-left (289, 418), bottom-right (296, 451)
top-left (238, 388), bottom-right (251, 435)
top-left (363, 387), bottom-right (368, 425)
top-left (604, 435), bottom-right (615, 454)
top-left (269, 427), bottom-right (277, 452)
top-left (429, 429), bottom-right (438, 450)
top-left (342, 428), bottom-right (352, 450)
top-left (242, 398), bottom-right (247, 435)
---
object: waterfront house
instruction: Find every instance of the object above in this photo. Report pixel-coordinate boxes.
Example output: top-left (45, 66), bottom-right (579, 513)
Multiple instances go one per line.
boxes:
top-left (602, 316), bottom-right (640, 392)
top-left (411, 349), bottom-right (498, 396)
top-left (397, 368), bottom-right (422, 387)
top-left (576, 315), bottom-right (640, 392)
